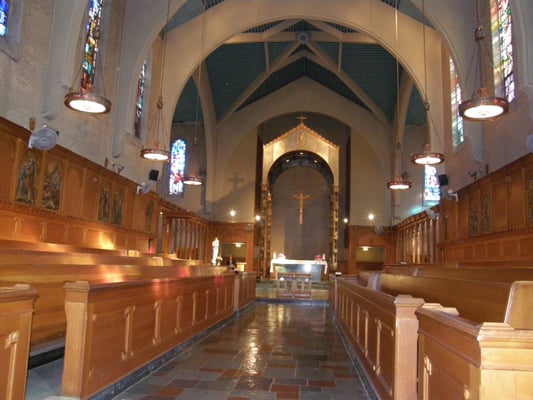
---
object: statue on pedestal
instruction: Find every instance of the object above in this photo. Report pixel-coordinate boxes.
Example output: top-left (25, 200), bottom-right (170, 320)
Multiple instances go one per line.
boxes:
top-left (211, 237), bottom-right (219, 265)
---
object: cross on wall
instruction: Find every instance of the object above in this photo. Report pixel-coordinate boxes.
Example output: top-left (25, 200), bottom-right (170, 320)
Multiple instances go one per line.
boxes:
top-left (228, 172), bottom-right (244, 191)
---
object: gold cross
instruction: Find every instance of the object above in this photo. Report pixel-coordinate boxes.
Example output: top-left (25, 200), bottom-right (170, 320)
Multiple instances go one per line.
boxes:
top-left (293, 193), bottom-right (310, 224)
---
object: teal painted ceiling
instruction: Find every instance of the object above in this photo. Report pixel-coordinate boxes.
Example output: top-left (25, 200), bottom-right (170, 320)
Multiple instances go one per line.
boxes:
top-left (170, 0), bottom-right (428, 127)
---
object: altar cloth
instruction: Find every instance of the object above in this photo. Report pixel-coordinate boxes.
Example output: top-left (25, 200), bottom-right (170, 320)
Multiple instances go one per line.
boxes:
top-left (270, 258), bottom-right (328, 281)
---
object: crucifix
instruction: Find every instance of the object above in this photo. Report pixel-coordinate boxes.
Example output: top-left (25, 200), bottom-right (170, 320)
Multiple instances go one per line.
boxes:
top-left (293, 193), bottom-right (310, 224)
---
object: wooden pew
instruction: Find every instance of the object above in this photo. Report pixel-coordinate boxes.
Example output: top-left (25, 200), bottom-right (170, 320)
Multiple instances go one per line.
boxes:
top-left (333, 275), bottom-right (424, 400)
top-left (0, 284), bottom-right (37, 400)
top-left (0, 238), bottom-right (130, 255)
top-left (358, 271), bottom-right (513, 322)
top-left (0, 263), bottom-right (231, 351)
top-left (417, 281), bottom-right (533, 400)
top-left (334, 272), bottom-right (533, 399)
top-left (62, 271), bottom-right (237, 399)
top-left (383, 263), bottom-right (533, 283)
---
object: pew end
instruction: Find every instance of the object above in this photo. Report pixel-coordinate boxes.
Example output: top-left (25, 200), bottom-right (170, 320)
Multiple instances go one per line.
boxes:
top-left (504, 280), bottom-right (533, 330)
top-left (417, 303), bottom-right (533, 400)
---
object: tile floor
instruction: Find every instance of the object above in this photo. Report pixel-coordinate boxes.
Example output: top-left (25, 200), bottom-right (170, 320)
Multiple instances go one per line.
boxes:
top-left (27, 302), bottom-right (372, 400)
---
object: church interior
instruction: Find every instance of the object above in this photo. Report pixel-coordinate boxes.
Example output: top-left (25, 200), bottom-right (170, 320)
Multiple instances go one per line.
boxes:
top-left (1, 0), bottom-right (533, 399)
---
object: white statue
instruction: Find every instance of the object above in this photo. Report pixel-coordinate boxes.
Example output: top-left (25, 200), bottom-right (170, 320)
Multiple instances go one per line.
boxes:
top-left (211, 237), bottom-right (219, 265)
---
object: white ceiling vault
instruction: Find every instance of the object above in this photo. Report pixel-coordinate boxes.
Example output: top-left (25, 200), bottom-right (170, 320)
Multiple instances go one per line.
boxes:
top-left (113, 0), bottom-right (450, 162)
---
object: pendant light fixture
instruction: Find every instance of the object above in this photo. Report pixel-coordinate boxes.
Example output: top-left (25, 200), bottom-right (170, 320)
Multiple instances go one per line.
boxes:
top-left (140, 0), bottom-right (171, 161)
top-left (411, 143), bottom-right (444, 165)
top-left (410, 0), bottom-right (445, 166)
top-left (458, 0), bottom-right (508, 121)
top-left (387, 173), bottom-right (412, 190)
top-left (183, 2), bottom-right (206, 186)
top-left (65, 1), bottom-right (111, 114)
top-left (387, 0), bottom-right (411, 191)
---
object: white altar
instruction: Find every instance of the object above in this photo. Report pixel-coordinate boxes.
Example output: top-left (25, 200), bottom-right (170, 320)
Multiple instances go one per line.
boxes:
top-left (270, 258), bottom-right (328, 282)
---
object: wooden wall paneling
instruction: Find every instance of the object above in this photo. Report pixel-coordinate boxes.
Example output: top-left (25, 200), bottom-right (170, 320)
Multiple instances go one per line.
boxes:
top-left (508, 164), bottom-right (526, 228)
top-left (526, 170), bottom-right (533, 227)
top-left (492, 174), bottom-right (508, 231)
top-left (63, 163), bottom-right (84, 216)
top-left (82, 169), bottom-right (99, 220)
top-left (0, 133), bottom-right (17, 202)
top-left (121, 188), bottom-right (134, 228)
top-left (44, 221), bottom-right (68, 244)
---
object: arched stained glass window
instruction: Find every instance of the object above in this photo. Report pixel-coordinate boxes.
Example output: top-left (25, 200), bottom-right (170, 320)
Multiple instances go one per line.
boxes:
top-left (134, 59), bottom-right (147, 139)
top-left (491, 0), bottom-right (515, 103)
top-left (423, 165), bottom-right (440, 206)
top-left (449, 57), bottom-right (464, 148)
top-left (81, 0), bottom-right (104, 91)
top-left (170, 139), bottom-right (186, 195)
top-left (0, 0), bottom-right (9, 37)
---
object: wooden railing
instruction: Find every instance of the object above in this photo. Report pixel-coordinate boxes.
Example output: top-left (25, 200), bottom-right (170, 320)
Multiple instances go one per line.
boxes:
top-left (0, 284), bottom-right (37, 400)
top-left (330, 274), bottom-right (533, 399)
top-left (334, 276), bottom-right (423, 399)
top-left (235, 271), bottom-right (257, 310)
top-left (62, 271), bottom-right (238, 399)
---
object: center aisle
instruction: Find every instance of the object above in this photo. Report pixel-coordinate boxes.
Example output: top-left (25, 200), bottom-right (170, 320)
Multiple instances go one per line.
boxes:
top-left (114, 302), bottom-right (371, 400)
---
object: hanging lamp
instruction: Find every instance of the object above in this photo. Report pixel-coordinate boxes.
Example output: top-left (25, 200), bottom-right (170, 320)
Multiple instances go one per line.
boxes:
top-left (183, 136), bottom-right (203, 185)
top-left (410, 0), bottom-right (445, 166)
top-left (65, 3), bottom-right (111, 114)
top-left (411, 143), bottom-right (444, 165)
top-left (140, 0), bottom-right (171, 161)
top-left (387, 0), bottom-right (411, 190)
top-left (458, 0), bottom-right (508, 121)
top-left (183, 3), bottom-right (206, 186)
top-left (387, 175), bottom-right (412, 190)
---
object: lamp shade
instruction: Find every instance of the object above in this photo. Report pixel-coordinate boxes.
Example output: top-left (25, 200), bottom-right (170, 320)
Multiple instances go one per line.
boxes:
top-left (140, 145), bottom-right (170, 161)
top-left (387, 177), bottom-right (412, 190)
top-left (411, 144), bottom-right (444, 166)
top-left (64, 87), bottom-right (111, 114)
top-left (459, 87), bottom-right (509, 121)
top-left (183, 142), bottom-right (204, 185)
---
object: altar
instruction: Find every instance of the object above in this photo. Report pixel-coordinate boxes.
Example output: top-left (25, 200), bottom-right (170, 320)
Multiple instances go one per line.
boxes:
top-left (270, 258), bottom-right (328, 282)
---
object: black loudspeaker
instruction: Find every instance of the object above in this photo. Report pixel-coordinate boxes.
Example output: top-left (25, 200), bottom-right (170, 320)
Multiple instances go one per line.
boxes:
top-left (438, 174), bottom-right (449, 186)
top-left (149, 169), bottom-right (159, 181)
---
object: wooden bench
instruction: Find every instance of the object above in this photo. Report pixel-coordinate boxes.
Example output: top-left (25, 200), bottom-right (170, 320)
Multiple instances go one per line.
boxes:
top-left (383, 263), bottom-right (533, 283)
top-left (333, 276), bottom-right (423, 399)
top-left (0, 262), bottom-right (231, 352)
top-left (0, 284), bottom-right (37, 400)
top-left (275, 272), bottom-right (312, 299)
top-left (358, 271), bottom-right (514, 322)
top-left (62, 271), bottom-right (238, 399)
top-left (417, 281), bottom-right (533, 400)
top-left (331, 273), bottom-right (533, 399)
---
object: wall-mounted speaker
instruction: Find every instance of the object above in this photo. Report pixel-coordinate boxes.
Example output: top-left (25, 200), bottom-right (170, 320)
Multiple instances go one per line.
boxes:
top-left (438, 174), bottom-right (449, 186)
top-left (149, 169), bottom-right (159, 181)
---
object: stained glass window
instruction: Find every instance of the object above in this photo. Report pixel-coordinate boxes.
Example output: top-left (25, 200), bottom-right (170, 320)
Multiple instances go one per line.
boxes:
top-left (0, 0), bottom-right (9, 37)
top-left (491, 0), bottom-right (515, 103)
top-left (449, 57), bottom-right (464, 148)
top-left (423, 165), bottom-right (440, 205)
top-left (81, 0), bottom-right (104, 91)
top-left (170, 139), bottom-right (186, 195)
top-left (134, 59), bottom-right (147, 139)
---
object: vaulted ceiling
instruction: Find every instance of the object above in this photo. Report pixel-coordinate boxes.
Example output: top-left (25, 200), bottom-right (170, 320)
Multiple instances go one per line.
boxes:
top-left (168, 0), bottom-right (429, 128)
